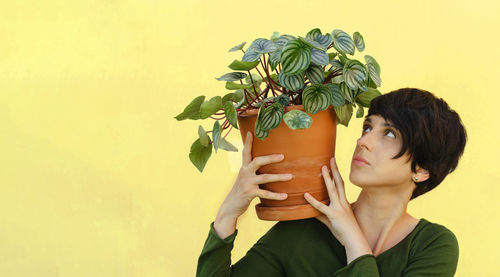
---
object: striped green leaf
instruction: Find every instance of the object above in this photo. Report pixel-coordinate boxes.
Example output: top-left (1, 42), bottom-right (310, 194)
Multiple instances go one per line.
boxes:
top-left (334, 104), bottom-right (353, 127)
top-left (228, 59), bottom-right (260, 71)
top-left (248, 38), bottom-right (277, 54)
top-left (327, 83), bottom-right (345, 107)
top-left (242, 50), bottom-right (261, 62)
top-left (298, 36), bottom-right (326, 51)
top-left (305, 64), bottom-right (325, 84)
top-left (332, 29), bottom-right (355, 55)
top-left (353, 32), bottom-right (365, 52)
top-left (343, 60), bottom-right (368, 90)
top-left (198, 125), bottom-right (210, 147)
top-left (223, 101), bottom-right (239, 129)
top-left (283, 110), bottom-right (313, 130)
top-left (228, 42), bottom-right (246, 52)
top-left (260, 103), bottom-right (284, 131)
top-left (280, 39), bottom-right (311, 75)
top-left (278, 71), bottom-right (305, 92)
top-left (364, 55), bottom-right (381, 87)
top-left (306, 28), bottom-right (333, 49)
top-left (275, 94), bottom-right (290, 107)
top-left (216, 72), bottom-right (248, 81)
top-left (275, 34), bottom-right (296, 48)
top-left (339, 82), bottom-right (356, 104)
top-left (302, 84), bottom-right (333, 114)
top-left (329, 59), bottom-right (343, 69)
top-left (270, 32), bottom-right (281, 42)
top-left (212, 121), bottom-right (222, 153)
top-left (356, 104), bottom-right (364, 118)
top-left (254, 104), bottom-right (269, 140)
top-left (269, 50), bottom-right (281, 71)
top-left (311, 48), bottom-right (329, 65)
top-left (189, 138), bottom-right (212, 172)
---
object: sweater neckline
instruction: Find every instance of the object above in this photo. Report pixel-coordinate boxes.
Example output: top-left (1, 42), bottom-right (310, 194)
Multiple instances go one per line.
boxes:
top-left (374, 217), bottom-right (428, 259)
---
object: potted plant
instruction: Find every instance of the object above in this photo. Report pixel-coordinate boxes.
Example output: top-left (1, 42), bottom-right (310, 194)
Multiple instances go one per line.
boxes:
top-left (174, 27), bottom-right (382, 221)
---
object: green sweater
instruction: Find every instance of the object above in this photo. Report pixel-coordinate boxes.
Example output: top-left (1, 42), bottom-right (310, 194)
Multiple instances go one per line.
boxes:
top-left (196, 217), bottom-right (459, 276)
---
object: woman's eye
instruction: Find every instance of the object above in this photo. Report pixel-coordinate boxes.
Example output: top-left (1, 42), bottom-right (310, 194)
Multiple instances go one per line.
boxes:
top-left (362, 125), bottom-right (371, 133)
top-left (385, 130), bottom-right (396, 138)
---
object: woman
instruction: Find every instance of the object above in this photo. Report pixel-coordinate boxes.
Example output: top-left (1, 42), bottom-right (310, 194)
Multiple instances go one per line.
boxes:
top-left (196, 88), bottom-right (467, 276)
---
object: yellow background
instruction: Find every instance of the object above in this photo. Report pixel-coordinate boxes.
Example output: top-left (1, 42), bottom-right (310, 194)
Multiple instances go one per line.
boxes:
top-left (0, 0), bottom-right (498, 276)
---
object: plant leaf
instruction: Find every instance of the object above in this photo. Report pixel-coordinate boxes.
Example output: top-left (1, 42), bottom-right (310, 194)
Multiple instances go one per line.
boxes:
top-left (270, 32), bottom-right (281, 42)
top-left (327, 83), bottom-right (345, 107)
top-left (248, 38), bottom-right (277, 54)
top-left (212, 121), bottom-right (221, 153)
top-left (219, 137), bottom-right (238, 152)
top-left (275, 94), bottom-right (290, 106)
top-left (306, 28), bottom-right (333, 49)
top-left (283, 109), bottom-right (313, 130)
top-left (356, 104), bottom-right (364, 118)
top-left (216, 72), bottom-right (248, 81)
top-left (242, 50), bottom-right (261, 62)
top-left (174, 95), bottom-right (205, 121)
top-left (189, 138), bottom-right (212, 172)
top-left (332, 29), bottom-right (355, 55)
top-left (228, 42), bottom-right (246, 52)
top-left (198, 125), bottom-right (210, 147)
top-left (343, 60), bottom-right (368, 90)
top-left (223, 101), bottom-right (239, 129)
top-left (199, 96), bottom-right (223, 119)
top-left (278, 71), bottom-right (305, 92)
top-left (228, 59), bottom-right (260, 71)
top-left (302, 84), bottom-right (333, 114)
top-left (254, 104), bottom-right (269, 140)
top-left (222, 92), bottom-right (243, 103)
top-left (305, 64), bottom-right (325, 84)
top-left (364, 55), bottom-right (381, 87)
top-left (225, 82), bottom-right (253, 90)
top-left (334, 104), bottom-right (353, 127)
top-left (356, 87), bottom-right (382, 107)
top-left (353, 32), bottom-right (365, 52)
top-left (269, 50), bottom-right (281, 71)
top-left (260, 102), bottom-right (284, 131)
top-left (280, 39), bottom-right (311, 75)
top-left (310, 48), bottom-right (329, 66)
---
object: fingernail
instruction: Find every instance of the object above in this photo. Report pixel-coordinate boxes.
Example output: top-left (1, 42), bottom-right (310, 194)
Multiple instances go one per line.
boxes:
top-left (281, 193), bottom-right (287, 198)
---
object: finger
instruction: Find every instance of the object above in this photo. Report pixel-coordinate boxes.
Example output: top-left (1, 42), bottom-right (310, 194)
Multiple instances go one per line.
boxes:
top-left (322, 165), bottom-right (339, 204)
top-left (242, 131), bottom-right (253, 166)
top-left (253, 173), bottom-right (293, 184)
top-left (248, 154), bottom-right (284, 172)
top-left (330, 157), bottom-right (348, 205)
top-left (304, 192), bottom-right (330, 216)
top-left (255, 189), bottom-right (288, 200)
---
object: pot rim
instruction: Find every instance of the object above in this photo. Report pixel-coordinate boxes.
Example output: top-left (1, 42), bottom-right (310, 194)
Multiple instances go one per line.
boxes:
top-left (237, 104), bottom-right (306, 118)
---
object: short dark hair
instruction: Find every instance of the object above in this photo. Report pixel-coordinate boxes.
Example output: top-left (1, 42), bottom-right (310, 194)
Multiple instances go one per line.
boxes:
top-left (366, 88), bottom-right (467, 200)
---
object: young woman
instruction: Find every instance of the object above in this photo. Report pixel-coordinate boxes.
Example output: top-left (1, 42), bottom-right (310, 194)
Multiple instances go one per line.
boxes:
top-left (197, 88), bottom-right (467, 277)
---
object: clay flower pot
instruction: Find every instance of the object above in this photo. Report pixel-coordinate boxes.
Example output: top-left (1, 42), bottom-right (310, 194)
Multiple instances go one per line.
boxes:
top-left (237, 104), bottom-right (337, 221)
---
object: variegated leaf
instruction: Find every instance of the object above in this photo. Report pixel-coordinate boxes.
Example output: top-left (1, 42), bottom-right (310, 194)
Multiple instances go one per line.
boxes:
top-left (329, 59), bottom-right (344, 69)
top-left (254, 104), bottom-right (269, 140)
top-left (334, 104), bottom-right (354, 127)
top-left (305, 64), bottom-right (325, 84)
top-left (275, 94), bottom-right (290, 107)
top-left (228, 42), bottom-right (246, 52)
top-left (353, 32), bottom-right (365, 52)
top-left (278, 71), bottom-right (305, 92)
top-left (275, 34), bottom-right (296, 48)
top-left (280, 39), bottom-right (311, 75)
top-left (332, 29), bottom-right (355, 55)
top-left (306, 28), bottom-right (333, 49)
top-left (216, 72), bottom-right (248, 81)
top-left (283, 110), bottom-right (312, 130)
top-left (364, 55), bottom-right (381, 87)
top-left (269, 50), bottom-right (281, 71)
top-left (298, 36), bottom-right (326, 51)
top-left (327, 83), bottom-right (345, 107)
top-left (248, 38), bottom-right (277, 54)
top-left (339, 82), bottom-right (356, 104)
top-left (270, 32), bottom-right (281, 42)
top-left (302, 84), bottom-right (333, 114)
top-left (311, 48), bottom-right (329, 66)
top-left (212, 121), bottom-right (221, 153)
top-left (260, 103), bottom-right (284, 131)
top-left (343, 60), bottom-right (368, 90)
top-left (356, 104), bottom-right (364, 118)
top-left (242, 50), bottom-right (261, 62)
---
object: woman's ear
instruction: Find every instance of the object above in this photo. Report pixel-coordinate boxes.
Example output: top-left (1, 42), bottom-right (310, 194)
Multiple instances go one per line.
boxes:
top-left (414, 166), bottom-right (430, 182)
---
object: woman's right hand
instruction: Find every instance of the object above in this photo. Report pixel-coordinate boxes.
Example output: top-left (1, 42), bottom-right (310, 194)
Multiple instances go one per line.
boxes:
top-left (217, 131), bottom-right (293, 221)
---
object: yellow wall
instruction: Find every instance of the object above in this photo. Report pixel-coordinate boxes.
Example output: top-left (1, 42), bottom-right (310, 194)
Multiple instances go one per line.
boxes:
top-left (0, 0), bottom-right (497, 276)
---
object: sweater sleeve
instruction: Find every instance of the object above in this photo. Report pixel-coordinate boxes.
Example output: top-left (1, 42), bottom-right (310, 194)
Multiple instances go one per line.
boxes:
top-left (196, 221), bottom-right (286, 277)
top-left (401, 228), bottom-right (459, 276)
top-left (332, 254), bottom-right (380, 277)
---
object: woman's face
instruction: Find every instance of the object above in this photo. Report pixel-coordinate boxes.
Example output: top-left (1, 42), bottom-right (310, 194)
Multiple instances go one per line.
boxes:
top-left (349, 115), bottom-right (414, 188)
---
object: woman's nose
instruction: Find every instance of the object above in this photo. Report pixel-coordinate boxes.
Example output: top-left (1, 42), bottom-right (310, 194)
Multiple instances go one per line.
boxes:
top-left (357, 133), bottom-right (373, 151)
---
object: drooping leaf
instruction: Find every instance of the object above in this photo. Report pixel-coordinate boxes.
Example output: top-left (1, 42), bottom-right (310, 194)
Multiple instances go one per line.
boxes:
top-left (364, 55), bottom-right (381, 87)
top-left (331, 29), bottom-right (355, 55)
top-left (248, 38), bottom-right (277, 54)
top-left (302, 84), bottom-right (333, 114)
top-left (356, 104), bottom-right (364, 118)
top-left (283, 109), bottom-right (313, 130)
top-left (219, 137), bottom-right (238, 152)
top-left (198, 125), bottom-right (210, 147)
top-left (242, 50), bottom-right (261, 62)
top-left (223, 101), bottom-right (238, 129)
top-left (228, 42), bottom-right (246, 52)
top-left (216, 72), bottom-right (248, 82)
top-left (343, 60), bottom-right (368, 91)
top-left (212, 121), bottom-right (222, 153)
top-left (222, 92), bottom-right (243, 103)
top-left (310, 48), bottom-right (330, 66)
top-left (280, 39), bottom-right (311, 75)
top-left (228, 59), bottom-right (260, 71)
top-left (174, 95), bottom-right (205, 121)
top-left (305, 64), bottom-right (325, 84)
top-left (356, 87), bottom-right (382, 107)
top-left (225, 82), bottom-right (253, 90)
top-left (189, 138), bottom-right (212, 172)
top-left (327, 83), bottom-right (345, 107)
top-left (278, 71), bottom-right (305, 92)
top-left (334, 104), bottom-right (354, 127)
top-left (199, 96), bottom-right (223, 119)
top-left (353, 32), bottom-right (365, 52)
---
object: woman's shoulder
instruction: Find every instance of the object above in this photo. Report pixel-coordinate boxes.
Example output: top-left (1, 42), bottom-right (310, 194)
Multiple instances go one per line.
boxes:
top-left (410, 218), bottom-right (459, 256)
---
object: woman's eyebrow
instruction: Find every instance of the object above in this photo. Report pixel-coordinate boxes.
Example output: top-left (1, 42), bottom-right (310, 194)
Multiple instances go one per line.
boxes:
top-left (363, 117), bottom-right (395, 128)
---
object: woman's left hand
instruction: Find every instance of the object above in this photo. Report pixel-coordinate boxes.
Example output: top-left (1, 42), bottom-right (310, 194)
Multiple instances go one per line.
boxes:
top-left (304, 157), bottom-right (361, 247)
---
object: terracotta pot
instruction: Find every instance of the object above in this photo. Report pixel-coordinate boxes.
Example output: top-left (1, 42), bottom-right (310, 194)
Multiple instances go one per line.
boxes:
top-left (237, 104), bottom-right (337, 221)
